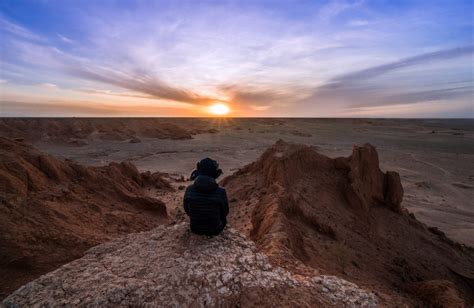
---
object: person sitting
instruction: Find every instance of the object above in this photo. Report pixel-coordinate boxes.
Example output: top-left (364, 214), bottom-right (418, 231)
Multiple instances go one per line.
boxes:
top-left (183, 158), bottom-right (229, 236)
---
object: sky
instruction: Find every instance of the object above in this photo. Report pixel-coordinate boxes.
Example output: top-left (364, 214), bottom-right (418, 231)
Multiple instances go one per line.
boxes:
top-left (0, 0), bottom-right (473, 117)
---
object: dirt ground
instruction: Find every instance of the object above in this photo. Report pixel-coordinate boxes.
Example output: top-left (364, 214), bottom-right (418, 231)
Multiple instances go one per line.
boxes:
top-left (28, 118), bottom-right (474, 247)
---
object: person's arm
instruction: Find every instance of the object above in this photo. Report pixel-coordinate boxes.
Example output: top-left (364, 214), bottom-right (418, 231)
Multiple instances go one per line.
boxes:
top-left (183, 188), bottom-right (191, 216)
top-left (221, 189), bottom-right (229, 218)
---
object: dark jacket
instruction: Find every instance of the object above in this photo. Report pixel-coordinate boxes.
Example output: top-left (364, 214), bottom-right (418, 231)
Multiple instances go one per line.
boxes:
top-left (183, 175), bottom-right (229, 235)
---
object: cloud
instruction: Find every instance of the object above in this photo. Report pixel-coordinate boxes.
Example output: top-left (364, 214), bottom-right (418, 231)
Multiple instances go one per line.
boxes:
top-left (219, 84), bottom-right (308, 110)
top-left (0, 100), bottom-right (192, 117)
top-left (77, 88), bottom-right (155, 99)
top-left (1, 16), bottom-right (220, 106)
top-left (2, 25), bottom-right (218, 105)
top-left (348, 19), bottom-right (369, 27)
top-left (316, 0), bottom-right (364, 24)
top-left (349, 86), bottom-right (473, 108)
top-left (0, 100), bottom-right (123, 116)
top-left (68, 65), bottom-right (217, 105)
top-left (337, 99), bottom-right (473, 118)
top-left (327, 46), bottom-right (474, 86)
top-left (0, 17), bottom-right (43, 41)
top-left (250, 105), bottom-right (271, 111)
top-left (306, 46), bottom-right (474, 111)
top-left (38, 83), bottom-right (58, 89)
top-left (57, 34), bottom-right (74, 44)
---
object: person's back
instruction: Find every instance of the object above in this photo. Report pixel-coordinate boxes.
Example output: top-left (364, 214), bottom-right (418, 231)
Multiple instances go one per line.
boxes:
top-left (183, 158), bottom-right (228, 236)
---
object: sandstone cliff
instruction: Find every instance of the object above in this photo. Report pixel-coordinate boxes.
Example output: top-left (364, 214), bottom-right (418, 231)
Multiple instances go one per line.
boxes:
top-left (222, 140), bottom-right (474, 305)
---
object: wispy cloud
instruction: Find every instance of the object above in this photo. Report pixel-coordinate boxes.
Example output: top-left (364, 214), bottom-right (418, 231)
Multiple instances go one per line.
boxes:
top-left (68, 65), bottom-right (217, 105)
top-left (38, 83), bottom-right (58, 89)
top-left (250, 105), bottom-right (271, 111)
top-left (316, 0), bottom-right (364, 24)
top-left (0, 100), bottom-right (193, 117)
top-left (57, 34), bottom-right (74, 44)
top-left (0, 16), bottom-right (43, 41)
top-left (326, 46), bottom-right (474, 86)
top-left (349, 86), bottom-right (473, 108)
top-left (3, 27), bottom-right (219, 105)
top-left (348, 19), bottom-right (370, 27)
top-left (307, 46), bottom-right (474, 111)
top-left (78, 88), bottom-right (157, 100)
top-left (219, 84), bottom-right (307, 110)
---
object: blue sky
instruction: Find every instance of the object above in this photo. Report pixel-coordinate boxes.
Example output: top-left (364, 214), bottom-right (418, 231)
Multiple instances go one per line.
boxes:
top-left (0, 0), bottom-right (473, 117)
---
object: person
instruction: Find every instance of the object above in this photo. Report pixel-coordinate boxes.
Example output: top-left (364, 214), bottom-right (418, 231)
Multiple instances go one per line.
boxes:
top-left (183, 158), bottom-right (229, 236)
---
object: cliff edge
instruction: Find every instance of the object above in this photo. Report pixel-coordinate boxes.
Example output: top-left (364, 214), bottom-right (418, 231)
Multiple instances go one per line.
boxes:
top-left (2, 223), bottom-right (377, 307)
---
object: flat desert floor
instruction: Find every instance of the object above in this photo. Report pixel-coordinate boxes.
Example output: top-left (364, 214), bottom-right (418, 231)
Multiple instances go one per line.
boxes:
top-left (33, 118), bottom-right (474, 247)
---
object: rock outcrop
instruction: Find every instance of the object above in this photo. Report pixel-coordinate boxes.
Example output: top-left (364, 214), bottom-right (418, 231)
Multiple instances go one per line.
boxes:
top-left (222, 140), bottom-right (474, 305)
top-left (2, 223), bottom-right (378, 307)
top-left (410, 280), bottom-right (466, 307)
top-left (345, 143), bottom-right (404, 212)
top-left (0, 137), bottom-right (170, 298)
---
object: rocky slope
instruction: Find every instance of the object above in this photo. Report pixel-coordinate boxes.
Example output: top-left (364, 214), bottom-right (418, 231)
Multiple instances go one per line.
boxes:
top-left (0, 137), bottom-right (170, 298)
top-left (2, 222), bottom-right (378, 307)
top-left (222, 140), bottom-right (474, 306)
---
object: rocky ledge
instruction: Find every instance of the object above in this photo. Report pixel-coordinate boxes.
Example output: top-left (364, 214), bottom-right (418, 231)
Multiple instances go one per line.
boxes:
top-left (2, 223), bottom-right (377, 307)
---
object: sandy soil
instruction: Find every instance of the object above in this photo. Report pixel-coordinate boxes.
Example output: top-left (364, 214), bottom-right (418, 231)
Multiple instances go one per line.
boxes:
top-left (5, 118), bottom-right (473, 247)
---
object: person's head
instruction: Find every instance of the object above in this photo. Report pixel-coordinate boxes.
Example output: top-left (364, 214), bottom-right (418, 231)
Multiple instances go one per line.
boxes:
top-left (190, 157), bottom-right (223, 180)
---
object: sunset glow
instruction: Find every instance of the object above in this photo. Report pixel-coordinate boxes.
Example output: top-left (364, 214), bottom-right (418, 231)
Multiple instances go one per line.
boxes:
top-left (209, 103), bottom-right (230, 116)
top-left (0, 1), bottom-right (472, 117)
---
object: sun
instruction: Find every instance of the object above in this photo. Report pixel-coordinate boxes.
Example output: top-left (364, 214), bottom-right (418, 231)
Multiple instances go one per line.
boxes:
top-left (208, 103), bottom-right (230, 116)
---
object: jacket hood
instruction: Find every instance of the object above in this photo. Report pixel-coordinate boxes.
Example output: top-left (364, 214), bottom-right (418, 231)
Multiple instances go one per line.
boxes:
top-left (193, 175), bottom-right (218, 193)
top-left (190, 157), bottom-right (223, 180)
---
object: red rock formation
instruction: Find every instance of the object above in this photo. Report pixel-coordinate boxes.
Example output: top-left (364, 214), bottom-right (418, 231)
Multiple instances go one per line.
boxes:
top-left (223, 140), bottom-right (474, 306)
top-left (344, 143), bottom-right (404, 212)
top-left (410, 280), bottom-right (465, 307)
top-left (0, 137), bottom-right (170, 298)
